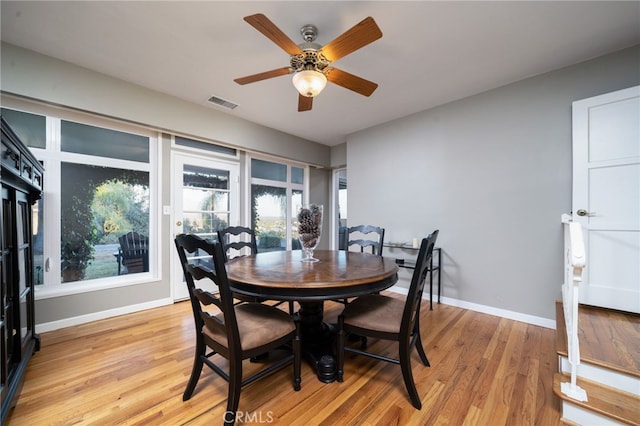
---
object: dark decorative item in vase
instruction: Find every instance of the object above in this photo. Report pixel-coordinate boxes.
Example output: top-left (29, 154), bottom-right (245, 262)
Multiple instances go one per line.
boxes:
top-left (296, 203), bottom-right (323, 262)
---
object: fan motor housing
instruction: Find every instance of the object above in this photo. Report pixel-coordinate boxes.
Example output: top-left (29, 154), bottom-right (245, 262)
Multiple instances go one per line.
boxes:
top-left (291, 25), bottom-right (330, 73)
top-left (291, 48), bottom-right (330, 73)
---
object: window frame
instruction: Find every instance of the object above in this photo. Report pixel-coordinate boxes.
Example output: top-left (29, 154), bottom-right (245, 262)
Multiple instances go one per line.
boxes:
top-left (1, 101), bottom-right (161, 300)
top-left (247, 153), bottom-right (308, 251)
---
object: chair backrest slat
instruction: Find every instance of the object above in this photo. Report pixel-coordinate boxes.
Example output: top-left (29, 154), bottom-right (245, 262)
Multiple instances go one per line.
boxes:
top-left (200, 311), bottom-right (227, 335)
top-left (217, 226), bottom-right (258, 262)
top-left (345, 225), bottom-right (385, 256)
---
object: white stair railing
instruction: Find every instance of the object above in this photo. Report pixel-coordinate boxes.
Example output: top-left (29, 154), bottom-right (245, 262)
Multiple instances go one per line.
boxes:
top-left (560, 214), bottom-right (587, 401)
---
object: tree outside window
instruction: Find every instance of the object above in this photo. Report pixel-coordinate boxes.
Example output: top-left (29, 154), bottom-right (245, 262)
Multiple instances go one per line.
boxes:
top-left (250, 158), bottom-right (305, 251)
top-left (61, 163), bottom-right (149, 282)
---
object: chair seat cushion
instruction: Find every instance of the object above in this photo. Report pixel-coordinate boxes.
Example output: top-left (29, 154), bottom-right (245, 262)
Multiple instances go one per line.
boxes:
top-left (205, 303), bottom-right (295, 351)
top-left (342, 294), bottom-right (404, 334)
top-left (342, 294), bottom-right (405, 333)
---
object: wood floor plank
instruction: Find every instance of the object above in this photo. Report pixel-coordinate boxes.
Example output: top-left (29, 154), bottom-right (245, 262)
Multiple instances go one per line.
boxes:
top-left (536, 316), bottom-right (563, 426)
top-left (507, 325), bottom-right (542, 425)
top-left (6, 294), bottom-right (562, 425)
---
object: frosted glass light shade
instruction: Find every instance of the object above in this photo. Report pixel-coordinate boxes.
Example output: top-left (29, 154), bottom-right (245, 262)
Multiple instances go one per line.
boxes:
top-left (292, 70), bottom-right (327, 97)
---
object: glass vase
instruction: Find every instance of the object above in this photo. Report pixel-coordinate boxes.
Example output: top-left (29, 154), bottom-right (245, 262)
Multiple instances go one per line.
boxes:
top-left (296, 203), bottom-right (323, 262)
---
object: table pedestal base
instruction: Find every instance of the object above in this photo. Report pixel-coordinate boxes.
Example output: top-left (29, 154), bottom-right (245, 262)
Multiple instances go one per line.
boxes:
top-left (299, 301), bottom-right (337, 383)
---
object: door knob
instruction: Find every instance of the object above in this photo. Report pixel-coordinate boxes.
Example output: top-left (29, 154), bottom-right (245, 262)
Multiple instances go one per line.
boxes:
top-left (176, 221), bottom-right (182, 226)
top-left (576, 209), bottom-right (595, 217)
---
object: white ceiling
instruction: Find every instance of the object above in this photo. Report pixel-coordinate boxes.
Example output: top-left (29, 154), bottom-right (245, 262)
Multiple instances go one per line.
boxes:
top-left (1, 1), bottom-right (639, 146)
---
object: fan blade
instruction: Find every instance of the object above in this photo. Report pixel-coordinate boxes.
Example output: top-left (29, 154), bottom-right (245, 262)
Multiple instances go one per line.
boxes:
top-left (234, 67), bottom-right (292, 85)
top-left (326, 68), bottom-right (378, 97)
top-left (244, 14), bottom-right (303, 56)
top-left (298, 94), bottom-right (313, 112)
top-left (321, 17), bottom-right (382, 62)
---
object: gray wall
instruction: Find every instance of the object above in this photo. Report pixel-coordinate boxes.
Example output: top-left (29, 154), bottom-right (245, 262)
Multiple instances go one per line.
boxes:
top-left (309, 167), bottom-right (332, 250)
top-left (346, 45), bottom-right (640, 321)
top-left (330, 143), bottom-right (347, 169)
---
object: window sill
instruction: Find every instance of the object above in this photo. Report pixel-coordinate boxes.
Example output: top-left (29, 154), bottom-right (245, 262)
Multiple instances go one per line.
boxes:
top-left (35, 273), bottom-right (157, 300)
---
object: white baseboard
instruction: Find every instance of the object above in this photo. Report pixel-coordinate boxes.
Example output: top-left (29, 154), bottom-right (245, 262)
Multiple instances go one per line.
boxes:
top-left (36, 288), bottom-right (555, 334)
top-left (388, 285), bottom-right (556, 329)
top-left (35, 297), bottom-right (174, 333)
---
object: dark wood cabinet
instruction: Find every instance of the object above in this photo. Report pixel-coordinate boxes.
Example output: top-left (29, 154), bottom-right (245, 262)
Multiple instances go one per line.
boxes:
top-left (1, 116), bottom-right (43, 424)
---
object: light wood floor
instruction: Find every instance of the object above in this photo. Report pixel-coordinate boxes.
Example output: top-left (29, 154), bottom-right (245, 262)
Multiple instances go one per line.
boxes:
top-left (7, 294), bottom-right (561, 425)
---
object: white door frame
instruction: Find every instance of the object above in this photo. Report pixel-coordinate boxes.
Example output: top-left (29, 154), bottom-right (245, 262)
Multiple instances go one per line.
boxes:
top-left (170, 151), bottom-right (240, 301)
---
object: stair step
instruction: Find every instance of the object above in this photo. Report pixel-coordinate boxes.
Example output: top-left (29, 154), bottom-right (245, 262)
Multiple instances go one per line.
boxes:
top-left (555, 301), bottom-right (640, 380)
top-left (553, 372), bottom-right (640, 425)
top-left (555, 300), bottom-right (640, 425)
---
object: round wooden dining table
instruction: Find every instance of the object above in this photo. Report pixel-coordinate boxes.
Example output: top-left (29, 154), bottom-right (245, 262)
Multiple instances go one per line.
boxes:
top-left (226, 249), bottom-right (399, 383)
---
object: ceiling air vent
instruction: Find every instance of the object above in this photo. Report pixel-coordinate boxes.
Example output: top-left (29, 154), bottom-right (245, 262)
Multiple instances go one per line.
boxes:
top-left (207, 95), bottom-right (238, 110)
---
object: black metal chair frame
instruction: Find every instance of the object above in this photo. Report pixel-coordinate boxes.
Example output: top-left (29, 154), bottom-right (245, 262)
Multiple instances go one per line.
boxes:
top-left (336, 230), bottom-right (439, 410)
top-left (174, 234), bottom-right (301, 425)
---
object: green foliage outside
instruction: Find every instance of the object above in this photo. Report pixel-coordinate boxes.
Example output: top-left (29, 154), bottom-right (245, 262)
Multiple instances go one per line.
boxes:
top-left (252, 185), bottom-right (286, 248)
top-left (61, 163), bottom-right (149, 282)
top-left (61, 194), bottom-right (97, 281)
top-left (91, 179), bottom-right (149, 244)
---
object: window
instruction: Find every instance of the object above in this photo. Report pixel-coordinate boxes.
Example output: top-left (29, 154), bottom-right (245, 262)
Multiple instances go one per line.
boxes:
top-left (60, 162), bottom-right (149, 282)
top-left (1, 107), bottom-right (157, 295)
top-left (1, 108), bottom-right (46, 148)
top-left (181, 164), bottom-right (231, 239)
top-left (174, 135), bottom-right (236, 157)
top-left (335, 168), bottom-right (348, 250)
top-left (250, 157), bottom-right (306, 251)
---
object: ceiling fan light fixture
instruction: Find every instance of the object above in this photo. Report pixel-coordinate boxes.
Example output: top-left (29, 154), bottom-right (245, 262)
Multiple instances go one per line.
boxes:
top-left (292, 70), bottom-right (327, 97)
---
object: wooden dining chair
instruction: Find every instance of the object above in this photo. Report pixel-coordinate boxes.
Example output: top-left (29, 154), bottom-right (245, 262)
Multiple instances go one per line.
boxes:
top-left (336, 230), bottom-right (439, 410)
top-left (344, 224), bottom-right (385, 256)
top-left (174, 234), bottom-right (301, 425)
top-left (217, 226), bottom-right (295, 315)
top-left (336, 225), bottom-right (385, 306)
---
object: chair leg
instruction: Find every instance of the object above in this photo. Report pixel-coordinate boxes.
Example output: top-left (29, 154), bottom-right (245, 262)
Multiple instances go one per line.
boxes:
top-left (183, 342), bottom-right (204, 401)
top-left (225, 359), bottom-right (243, 426)
top-left (414, 319), bottom-right (430, 367)
top-left (415, 333), bottom-right (430, 367)
top-left (336, 316), bottom-right (345, 382)
top-left (293, 320), bottom-right (301, 391)
top-left (399, 342), bottom-right (422, 410)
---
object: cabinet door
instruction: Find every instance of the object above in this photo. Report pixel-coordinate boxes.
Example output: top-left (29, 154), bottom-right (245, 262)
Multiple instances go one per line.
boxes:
top-left (1, 185), bottom-right (9, 404)
top-left (15, 191), bottom-right (34, 353)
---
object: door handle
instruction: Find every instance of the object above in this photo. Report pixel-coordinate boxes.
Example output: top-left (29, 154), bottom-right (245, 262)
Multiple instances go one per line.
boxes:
top-left (576, 209), bottom-right (595, 217)
top-left (176, 221), bottom-right (182, 226)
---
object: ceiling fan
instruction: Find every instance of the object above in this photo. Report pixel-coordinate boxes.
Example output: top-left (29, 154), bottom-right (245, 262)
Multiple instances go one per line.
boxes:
top-left (234, 14), bottom-right (383, 112)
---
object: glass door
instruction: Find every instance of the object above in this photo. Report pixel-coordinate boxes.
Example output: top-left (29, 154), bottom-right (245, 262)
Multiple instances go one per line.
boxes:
top-left (172, 153), bottom-right (239, 301)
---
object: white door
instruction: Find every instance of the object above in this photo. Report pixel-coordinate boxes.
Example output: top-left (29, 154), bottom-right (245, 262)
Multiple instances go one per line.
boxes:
top-left (171, 152), bottom-right (239, 301)
top-left (572, 85), bottom-right (640, 313)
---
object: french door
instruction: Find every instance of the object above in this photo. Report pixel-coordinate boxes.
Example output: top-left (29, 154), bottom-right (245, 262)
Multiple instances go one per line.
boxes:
top-left (171, 152), bottom-right (239, 301)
